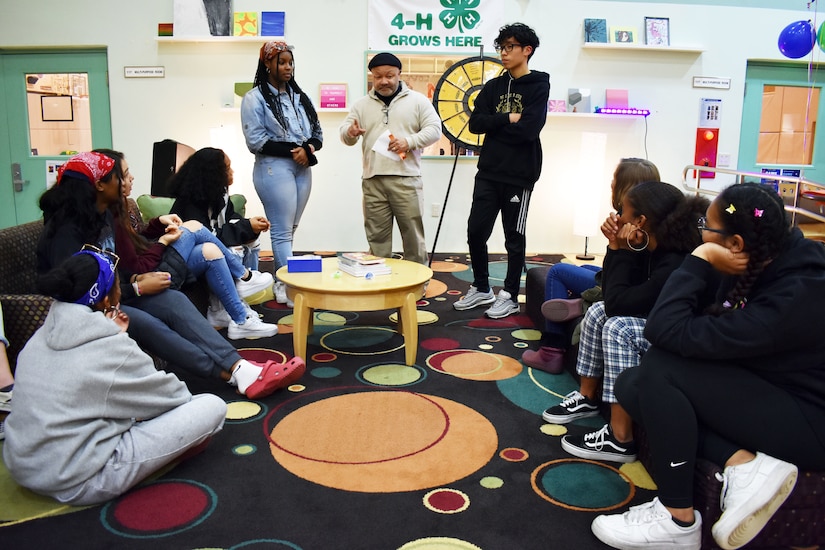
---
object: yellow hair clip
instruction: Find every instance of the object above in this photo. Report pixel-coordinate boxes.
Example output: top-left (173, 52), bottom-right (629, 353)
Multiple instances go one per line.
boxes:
top-left (725, 204), bottom-right (736, 214)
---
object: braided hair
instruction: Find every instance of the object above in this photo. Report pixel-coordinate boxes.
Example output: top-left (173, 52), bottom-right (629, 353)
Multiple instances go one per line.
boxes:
top-left (624, 181), bottom-right (709, 254)
top-left (712, 182), bottom-right (790, 313)
top-left (253, 50), bottom-right (320, 136)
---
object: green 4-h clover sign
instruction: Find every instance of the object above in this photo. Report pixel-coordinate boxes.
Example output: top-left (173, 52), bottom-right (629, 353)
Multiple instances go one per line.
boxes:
top-left (439, 0), bottom-right (480, 34)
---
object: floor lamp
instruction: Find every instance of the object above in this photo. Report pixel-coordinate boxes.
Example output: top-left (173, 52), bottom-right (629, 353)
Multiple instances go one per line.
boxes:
top-left (573, 132), bottom-right (608, 262)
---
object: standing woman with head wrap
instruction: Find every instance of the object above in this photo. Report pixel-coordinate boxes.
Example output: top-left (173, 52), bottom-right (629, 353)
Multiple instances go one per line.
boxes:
top-left (241, 41), bottom-right (323, 305)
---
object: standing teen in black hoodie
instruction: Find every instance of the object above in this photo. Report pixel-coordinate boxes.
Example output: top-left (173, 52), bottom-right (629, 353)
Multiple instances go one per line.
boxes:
top-left (454, 23), bottom-right (550, 319)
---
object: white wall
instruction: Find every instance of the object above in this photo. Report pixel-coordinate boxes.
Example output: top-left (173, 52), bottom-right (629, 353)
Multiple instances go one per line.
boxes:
top-left (0, 0), bottom-right (812, 253)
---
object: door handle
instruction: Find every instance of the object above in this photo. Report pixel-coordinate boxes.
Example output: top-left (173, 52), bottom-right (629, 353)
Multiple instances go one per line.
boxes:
top-left (11, 162), bottom-right (29, 192)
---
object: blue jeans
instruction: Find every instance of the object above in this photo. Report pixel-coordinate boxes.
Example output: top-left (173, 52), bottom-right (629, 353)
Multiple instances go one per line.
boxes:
top-left (122, 291), bottom-right (241, 379)
top-left (543, 263), bottom-right (601, 338)
top-left (172, 227), bottom-right (248, 323)
top-left (253, 156), bottom-right (312, 272)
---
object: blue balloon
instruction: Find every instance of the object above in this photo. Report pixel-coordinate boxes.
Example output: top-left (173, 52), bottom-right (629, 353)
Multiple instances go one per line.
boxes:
top-left (778, 20), bottom-right (815, 59)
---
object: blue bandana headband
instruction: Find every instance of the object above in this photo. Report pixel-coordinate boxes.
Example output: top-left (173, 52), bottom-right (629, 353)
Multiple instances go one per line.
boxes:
top-left (72, 250), bottom-right (117, 307)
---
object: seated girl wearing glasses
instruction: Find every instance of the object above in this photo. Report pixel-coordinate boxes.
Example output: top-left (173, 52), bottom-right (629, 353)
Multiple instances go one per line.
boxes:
top-left (95, 149), bottom-right (276, 340)
top-left (542, 181), bottom-right (709, 465)
top-left (592, 182), bottom-right (825, 549)
top-left (3, 249), bottom-right (226, 505)
top-left (37, 152), bottom-right (304, 400)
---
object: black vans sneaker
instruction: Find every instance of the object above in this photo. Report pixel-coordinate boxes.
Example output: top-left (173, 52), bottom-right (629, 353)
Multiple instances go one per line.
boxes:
top-left (542, 390), bottom-right (600, 424)
top-left (561, 423), bottom-right (638, 463)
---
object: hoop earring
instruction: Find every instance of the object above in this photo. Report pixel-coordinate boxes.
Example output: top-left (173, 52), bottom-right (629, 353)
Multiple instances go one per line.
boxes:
top-left (627, 229), bottom-right (649, 252)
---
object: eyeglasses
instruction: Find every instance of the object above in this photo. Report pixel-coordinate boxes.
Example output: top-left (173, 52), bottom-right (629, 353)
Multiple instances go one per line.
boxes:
top-left (81, 244), bottom-right (120, 271)
top-left (382, 106), bottom-right (389, 125)
top-left (697, 216), bottom-right (729, 235)
top-left (495, 43), bottom-right (523, 53)
top-left (104, 303), bottom-right (121, 320)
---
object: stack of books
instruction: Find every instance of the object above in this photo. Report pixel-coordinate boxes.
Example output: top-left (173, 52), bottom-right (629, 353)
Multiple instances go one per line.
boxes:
top-left (337, 252), bottom-right (392, 277)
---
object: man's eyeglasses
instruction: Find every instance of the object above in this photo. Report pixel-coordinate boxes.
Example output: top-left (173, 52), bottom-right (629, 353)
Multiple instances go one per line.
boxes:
top-left (697, 216), bottom-right (728, 235)
top-left (382, 106), bottom-right (389, 125)
top-left (495, 43), bottom-right (523, 53)
top-left (81, 244), bottom-right (120, 271)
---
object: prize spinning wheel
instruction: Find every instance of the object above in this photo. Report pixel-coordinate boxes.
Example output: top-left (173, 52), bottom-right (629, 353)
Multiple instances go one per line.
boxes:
top-left (432, 55), bottom-right (504, 152)
top-left (427, 55), bottom-right (504, 265)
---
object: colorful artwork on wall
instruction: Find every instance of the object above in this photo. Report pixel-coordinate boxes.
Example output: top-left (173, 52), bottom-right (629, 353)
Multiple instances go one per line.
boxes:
top-left (234, 12), bottom-right (258, 36)
top-left (261, 11), bottom-right (286, 37)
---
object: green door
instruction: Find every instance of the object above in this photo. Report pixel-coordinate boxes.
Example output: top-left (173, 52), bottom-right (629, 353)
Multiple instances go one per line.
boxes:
top-left (739, 61), bottom-right (825, 183)
top-left (0, 50), bottom-right (112, 228)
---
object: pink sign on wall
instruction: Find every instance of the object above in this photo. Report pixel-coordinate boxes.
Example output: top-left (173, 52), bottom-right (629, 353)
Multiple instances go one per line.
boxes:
top-left (319, 83), bottom-right (347, 109)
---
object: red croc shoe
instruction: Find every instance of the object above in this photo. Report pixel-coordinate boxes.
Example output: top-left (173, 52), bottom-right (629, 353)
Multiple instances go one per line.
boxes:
top-left (245, 357), bottom-right (306, 399)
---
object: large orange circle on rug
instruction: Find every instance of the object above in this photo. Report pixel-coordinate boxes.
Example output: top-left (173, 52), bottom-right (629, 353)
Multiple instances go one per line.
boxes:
top-left (267, 390), bottom-right (498, 492)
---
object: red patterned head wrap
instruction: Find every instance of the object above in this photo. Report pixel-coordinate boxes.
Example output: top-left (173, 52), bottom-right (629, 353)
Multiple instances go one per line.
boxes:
top-left (260, 41), bottom-right (292, 61)
top-left (56, 152), bottom-right (116, 186)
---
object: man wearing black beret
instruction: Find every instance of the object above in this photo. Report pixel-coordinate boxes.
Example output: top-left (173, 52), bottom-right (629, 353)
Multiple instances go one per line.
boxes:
top-left (339, 52), bottom-right (441, 266)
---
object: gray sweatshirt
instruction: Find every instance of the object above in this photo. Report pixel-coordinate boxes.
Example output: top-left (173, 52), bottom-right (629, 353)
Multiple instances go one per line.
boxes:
top-left (3, 301), bottom-right (192, 493)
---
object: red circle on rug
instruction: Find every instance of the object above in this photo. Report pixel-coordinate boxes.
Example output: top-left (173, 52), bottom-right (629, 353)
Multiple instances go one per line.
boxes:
top-left (420, 337), bottom-right (460, 351)
top-left (427, 489), bottom-right (469, 512)
top-left (112, 482), bottom-right (209, 531)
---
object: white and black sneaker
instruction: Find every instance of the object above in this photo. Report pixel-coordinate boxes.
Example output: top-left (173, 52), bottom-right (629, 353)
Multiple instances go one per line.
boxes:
top-left (542, 390), bottom-right (600, 424)
top-left (561, 423), bottom-right (638, 463)
top-left (235, 270), bottom-right (274, 298)
top-left (453, 285), bottom-right (496, 311)
top-left (484, 290), bottom-right (520, 319)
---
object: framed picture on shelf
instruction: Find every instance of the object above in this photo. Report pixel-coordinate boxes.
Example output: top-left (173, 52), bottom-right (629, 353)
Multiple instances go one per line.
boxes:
top-left (584, 18), bottom-right (608, 43)
top-left (610, 27), bottom-right (636, 44)
top-left (644, 17), bottom-right (670, 46)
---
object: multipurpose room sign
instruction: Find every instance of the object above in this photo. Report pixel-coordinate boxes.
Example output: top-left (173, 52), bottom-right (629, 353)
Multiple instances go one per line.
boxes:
top-left (368, 0), bottom-right (504, 53)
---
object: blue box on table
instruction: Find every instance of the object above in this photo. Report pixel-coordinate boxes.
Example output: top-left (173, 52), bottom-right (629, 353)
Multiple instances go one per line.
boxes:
top-left (287, 255), bottom-right (322, 272)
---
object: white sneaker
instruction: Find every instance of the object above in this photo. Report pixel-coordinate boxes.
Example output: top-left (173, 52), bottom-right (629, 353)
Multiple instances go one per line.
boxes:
top-left (591, 497), bottom-right (701, 550)
top-left (485, 289), bottom-right (520, 319)
top-left (453, 285), bottom-right (496, 311)
top-left (235, 270), bottom-right (274, 298)
top-left (711, 452), bottom-right (798, 550)
top-left (0, 389), bottom-right (11, 413)
top-left (273, 281), bottom-right (288, 304)
top-left (207, 304), bottom-right (232, 329)
top-left (227, 314), bottom-right (278, 340)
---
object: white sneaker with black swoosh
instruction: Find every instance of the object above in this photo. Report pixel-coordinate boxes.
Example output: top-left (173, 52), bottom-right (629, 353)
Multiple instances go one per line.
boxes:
top-left (561, 423), bottom-right (638, 463)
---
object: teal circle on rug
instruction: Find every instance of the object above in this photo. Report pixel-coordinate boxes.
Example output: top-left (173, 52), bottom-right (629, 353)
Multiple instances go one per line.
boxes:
top-left (319, 326), bottom-right (404, 355)
top-left (450, 260), bottom-right (553, 285)
top-left (534, 460), bottom-right (633, 511)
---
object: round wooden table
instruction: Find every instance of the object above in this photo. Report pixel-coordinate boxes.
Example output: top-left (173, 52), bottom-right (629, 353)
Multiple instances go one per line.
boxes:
top-left (276, 257), bottom-right (433, 366)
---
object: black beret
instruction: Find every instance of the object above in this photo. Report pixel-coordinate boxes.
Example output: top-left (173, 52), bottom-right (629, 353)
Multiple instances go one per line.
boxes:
top-left (368, 52), bottom-right (402, 71)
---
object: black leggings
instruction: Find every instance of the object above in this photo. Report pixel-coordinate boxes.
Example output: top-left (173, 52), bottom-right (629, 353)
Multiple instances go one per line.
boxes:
top-left (615, 346), bottom-right (825, 509)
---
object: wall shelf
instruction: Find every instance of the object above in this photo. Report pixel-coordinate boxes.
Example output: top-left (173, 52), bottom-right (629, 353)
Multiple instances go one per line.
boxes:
top-left (156, 36), bottom-right (282, 43)
top-left (581, 42), bottom-right (704, 54)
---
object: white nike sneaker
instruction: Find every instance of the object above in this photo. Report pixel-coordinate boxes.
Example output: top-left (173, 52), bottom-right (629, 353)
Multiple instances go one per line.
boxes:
top-left (711, 452), bottom-right (798, 549)
top-left (591, 497), bottom-right (701, 550)
top-left (227, 314), bottom-right (278, 340)
top-left (236, 270), bottom-right (274, 298)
